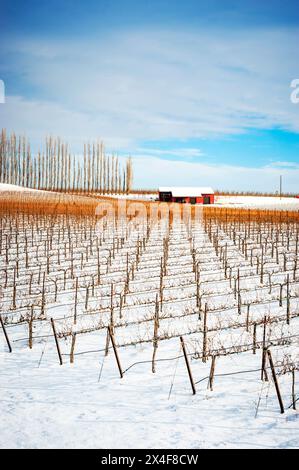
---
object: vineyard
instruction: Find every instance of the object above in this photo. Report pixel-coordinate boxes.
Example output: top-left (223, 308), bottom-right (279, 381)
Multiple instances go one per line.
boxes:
top-left (1, 196), bottom-right (299, 448)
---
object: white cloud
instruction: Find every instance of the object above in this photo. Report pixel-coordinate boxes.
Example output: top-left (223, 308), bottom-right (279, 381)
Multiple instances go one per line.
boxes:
top-left (1, 27), bottom-right (299, 191)
top-left (132, 155), bottom-right (299, 193)
top-left (266, 161), bottom-right (299, 169)
top-left (134, 147), bottom-right (205, 159)
top-left (1, 96), bottom-right (298, 192)
top-left (0, 95), bottom-right (134, 150)
top-left (1, 26), bottom-right (299, 145)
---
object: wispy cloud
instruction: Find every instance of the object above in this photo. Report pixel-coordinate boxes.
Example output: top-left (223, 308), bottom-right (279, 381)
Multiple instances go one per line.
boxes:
top-left (1, 26), bottom-right (299, 145)
top-left (266, 160), bottom-right (299, 169)
top-left (132, 155), bottom-right (299, 193)
top-left (134, 147), bottom-right (205, 159)
top-left (1, 26), bottom-right (298, 190)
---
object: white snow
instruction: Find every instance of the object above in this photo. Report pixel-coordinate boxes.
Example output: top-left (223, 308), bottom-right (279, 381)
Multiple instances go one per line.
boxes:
top-left (0, 183), bottom-right (49, 194)
top-left (215, 195), bottom-right (299, 210)
top-left (1, 330), bottom-right (298, 449)
top-left (0, 215), bottom-right (298, 449)
top-left (0, 183), bottom-right (34, 192)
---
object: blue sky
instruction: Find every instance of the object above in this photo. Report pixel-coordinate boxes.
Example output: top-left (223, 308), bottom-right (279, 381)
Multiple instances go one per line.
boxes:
top-left (0, 0), bottom-right (299, 191)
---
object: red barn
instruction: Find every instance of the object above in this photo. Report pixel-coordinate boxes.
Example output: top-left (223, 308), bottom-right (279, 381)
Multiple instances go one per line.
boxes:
top-left (159, 187), bottom-right (215, 204)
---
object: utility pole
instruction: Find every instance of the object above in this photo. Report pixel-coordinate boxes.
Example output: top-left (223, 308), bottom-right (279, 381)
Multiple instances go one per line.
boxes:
top-left (279, 175), bottom-right (282, 199)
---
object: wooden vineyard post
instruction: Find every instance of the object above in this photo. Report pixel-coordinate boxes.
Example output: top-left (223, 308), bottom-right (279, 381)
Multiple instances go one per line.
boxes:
top-left (74, 277), bottom-right (78, 325)
top-left (54, 279), bottom-right (58, 302)
top-left (253, 322), bottom-right (257, 354)
top-left (152, 294), bottom-right (159, 373)
top-left (246, 304), bottom-right (250, 332)
top-left (261, 316), bottom-right (268, 381)
top-left (110, 283), bottom-right (114, 320)
top-left (70, 332), bottom-right (76, 364)
top-left (159, 257), bottom-right (164, 312)
top-left (105, 289), bottom-right (115, 357)
top-left (196, 265), bottom-right (201, 318)
top-left (180, 336), bottom-right (196, 395)
top-left (0, 314), bottom-right (12, 352)
top-left (105, 325), bottom-right (110, 357)
top-left (208, 355), bottom-right (216, 391)
top-left (234, 277), bottom-right (237, 300)
top-left (97, 247), bottom-right (101, 284)
top-left (12, 267), bottom-right (17, 310)
top-left (28, 320), bottom-right (33, 349)
top-left (119, 293), bottom-right (123, 319)
top-left (108, 325), bottom-right (123, 378)
top-left (50, 318), bottom-right (63, 365)
top-left (286, 274), bottom-right (290, 325)
top-left (292, 369), bottom-right (296, 410)
top-left (268, 272), bottom-right (272, 294)
top-left (202, 303), bottom-right (208, 363)
top-left (237, 292), bottom-right (242, 315)
top-left (29, 272), bottom-right (33, 295)
top-left (279, 284), bottom-right (283, 307)
top-left (267, 349), bottom-right (284, 414)
top-left (261, 347), bottom-right (268, 382)
top-left (85, 285), bottom-right (89, 311)
top-left (28, 308), bottom-right (33, 350)
top-left (260, 246), bottom-right (264, 284)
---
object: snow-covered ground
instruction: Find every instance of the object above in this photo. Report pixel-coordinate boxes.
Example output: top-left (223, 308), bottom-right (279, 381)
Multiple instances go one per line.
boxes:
top-left (0, 183), bottom-right (45, 193)
top-left (215, 195), bottom-right (299, 210)
top-left (1, 212), bottom-right (298, 449)
top-left (1, 331), bottom-right (298, 449)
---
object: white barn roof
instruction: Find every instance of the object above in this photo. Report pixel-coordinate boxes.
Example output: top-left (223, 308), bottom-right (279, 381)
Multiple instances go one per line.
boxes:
top-left (159, 187), bottom-right (214, 197)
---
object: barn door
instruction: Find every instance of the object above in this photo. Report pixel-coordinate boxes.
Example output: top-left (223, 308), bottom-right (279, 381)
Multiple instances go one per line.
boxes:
top-left (203, 196), bottom-right (210, 204)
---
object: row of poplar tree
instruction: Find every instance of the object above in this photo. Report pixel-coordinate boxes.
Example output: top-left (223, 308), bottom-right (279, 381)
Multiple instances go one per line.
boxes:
top-left (0, 129), bottom-right (133, 193)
